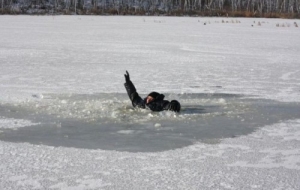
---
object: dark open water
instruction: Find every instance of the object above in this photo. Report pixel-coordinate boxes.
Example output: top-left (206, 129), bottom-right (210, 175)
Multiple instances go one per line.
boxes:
top-left (0, 93), bottom-right (299, 152)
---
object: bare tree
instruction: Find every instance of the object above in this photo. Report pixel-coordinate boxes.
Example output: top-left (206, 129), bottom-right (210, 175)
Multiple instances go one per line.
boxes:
top-left (2, 0), bottom-right (300, 15)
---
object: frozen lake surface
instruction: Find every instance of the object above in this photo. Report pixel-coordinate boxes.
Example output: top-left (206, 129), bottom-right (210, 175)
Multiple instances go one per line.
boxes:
top-left (1, 16), bottom-right (300, 189)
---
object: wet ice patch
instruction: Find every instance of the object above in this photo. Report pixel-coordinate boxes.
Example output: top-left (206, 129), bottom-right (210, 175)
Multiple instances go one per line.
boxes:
top-left (0, 117), bottom-right (39, 129)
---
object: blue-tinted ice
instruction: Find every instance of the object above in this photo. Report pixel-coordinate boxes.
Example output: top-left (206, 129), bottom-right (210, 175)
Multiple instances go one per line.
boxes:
top-left (0, 93), bottom-right (299, 152)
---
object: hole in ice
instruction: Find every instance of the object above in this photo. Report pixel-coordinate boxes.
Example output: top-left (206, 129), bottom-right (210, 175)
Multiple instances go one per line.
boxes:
top-left (0, 93), bottom-right (299, 152)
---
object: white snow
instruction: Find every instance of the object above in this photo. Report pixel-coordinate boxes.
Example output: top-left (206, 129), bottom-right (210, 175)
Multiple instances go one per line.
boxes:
top-left (1, 16), bottom-right (300, 189)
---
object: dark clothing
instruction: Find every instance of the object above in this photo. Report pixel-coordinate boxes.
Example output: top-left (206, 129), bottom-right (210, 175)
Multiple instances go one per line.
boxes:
top-left (124, 80), bottom-right (179, 112)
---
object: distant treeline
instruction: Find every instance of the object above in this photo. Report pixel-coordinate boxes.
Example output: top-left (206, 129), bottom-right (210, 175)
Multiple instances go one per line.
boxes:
top-left (1, 0), bottom-right (300, 18)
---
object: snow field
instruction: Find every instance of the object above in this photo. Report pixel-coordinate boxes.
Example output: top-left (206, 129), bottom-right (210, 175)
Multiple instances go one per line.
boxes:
top-left (0, 16), bottom-right (300, 189)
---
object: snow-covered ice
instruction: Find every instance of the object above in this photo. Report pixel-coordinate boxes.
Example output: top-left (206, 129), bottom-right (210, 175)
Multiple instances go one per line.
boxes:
top-left (1, 16), bottom-right (300, 189)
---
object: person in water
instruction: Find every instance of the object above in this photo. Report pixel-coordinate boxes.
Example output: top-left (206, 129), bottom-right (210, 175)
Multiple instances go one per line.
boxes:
top-left (124, 71), bottom-right (181, 112)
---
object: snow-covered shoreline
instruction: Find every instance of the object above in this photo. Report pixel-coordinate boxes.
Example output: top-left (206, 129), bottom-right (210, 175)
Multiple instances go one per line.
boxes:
top-left (1, 16), bottom-right (300, 189)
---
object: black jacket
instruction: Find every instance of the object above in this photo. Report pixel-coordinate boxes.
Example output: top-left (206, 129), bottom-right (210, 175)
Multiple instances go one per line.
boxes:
top-left (124, 80), bottom-right (180, 112)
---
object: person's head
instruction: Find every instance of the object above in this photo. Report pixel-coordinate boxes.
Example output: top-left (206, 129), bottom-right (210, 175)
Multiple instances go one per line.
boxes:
top-left (146, 96), bottom-right (154, 104)
top-left (146, 92), bottom-right (160, 104)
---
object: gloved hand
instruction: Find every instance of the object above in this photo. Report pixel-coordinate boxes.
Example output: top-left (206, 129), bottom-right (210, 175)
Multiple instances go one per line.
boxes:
top-left (155, 94), bottom-right (165, 101)
top-left (168, 100), bottom-right (181, 112)
top-left (124, 70), bottom-right (130, 83)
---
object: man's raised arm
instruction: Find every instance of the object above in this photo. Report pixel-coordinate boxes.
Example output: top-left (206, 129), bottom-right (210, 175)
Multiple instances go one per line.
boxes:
top-left (124, 71), bottom-right (145, 108)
